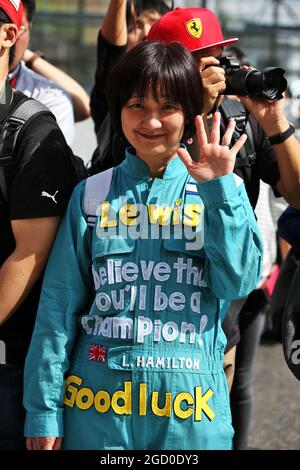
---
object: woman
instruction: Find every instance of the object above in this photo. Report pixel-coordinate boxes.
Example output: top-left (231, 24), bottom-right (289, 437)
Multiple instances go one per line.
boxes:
top-left (24, 41), bottom-right (263, 450)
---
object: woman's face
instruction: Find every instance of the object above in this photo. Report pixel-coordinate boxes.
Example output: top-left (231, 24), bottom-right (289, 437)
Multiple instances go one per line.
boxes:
top-left (121, 88), bottom-right (185, 163)
top-left (127, 10), bottom-right (161, 50)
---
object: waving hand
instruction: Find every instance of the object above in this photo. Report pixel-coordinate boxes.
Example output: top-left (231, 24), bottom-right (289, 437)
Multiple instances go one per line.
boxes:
top-left (177, 112), bottom-right (247, 182)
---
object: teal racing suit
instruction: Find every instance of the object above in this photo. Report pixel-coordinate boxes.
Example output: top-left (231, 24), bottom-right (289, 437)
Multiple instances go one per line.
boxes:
top-left (24, 150), bottom-right (263, 450)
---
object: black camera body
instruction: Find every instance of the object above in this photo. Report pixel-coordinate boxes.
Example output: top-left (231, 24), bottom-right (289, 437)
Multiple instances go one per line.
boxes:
top-left (218, 56), bottom-right (287, 100)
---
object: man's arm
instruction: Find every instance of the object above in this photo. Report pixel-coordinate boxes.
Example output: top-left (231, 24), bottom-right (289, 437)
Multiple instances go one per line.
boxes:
top-left (0, 216), bottom-right (60, 326)
top-left (240, 96), bottom-right (300, 208)
top-left (23, 49), bottom-right (90, 122)
top-left (90, 0), bottom-right (128, 132)
top-left (101, 0), bottom-right (127, 46)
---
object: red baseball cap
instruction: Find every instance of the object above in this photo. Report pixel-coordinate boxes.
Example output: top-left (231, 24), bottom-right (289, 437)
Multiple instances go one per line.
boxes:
top-left (147, 7), bottom-right (238, 52)
top-left (0, 0), bottom-right (23, 29)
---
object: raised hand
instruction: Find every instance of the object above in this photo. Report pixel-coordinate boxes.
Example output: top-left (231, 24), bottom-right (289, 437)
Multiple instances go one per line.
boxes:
top-left (239, 95), bottom-right (288, 136)
top-left (177, 112), bottom-right (247, 183)
top-left (198, 56), bottom-right (226, 115)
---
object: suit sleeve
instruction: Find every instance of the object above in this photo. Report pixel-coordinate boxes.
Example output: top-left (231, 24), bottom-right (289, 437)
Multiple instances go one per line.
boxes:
top-left (197, 173), bottom-right (263, 300)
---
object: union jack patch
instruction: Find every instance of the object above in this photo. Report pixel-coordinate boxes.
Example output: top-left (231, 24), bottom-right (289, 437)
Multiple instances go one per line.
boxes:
top-left (88, 344), bottom-right (108, 363)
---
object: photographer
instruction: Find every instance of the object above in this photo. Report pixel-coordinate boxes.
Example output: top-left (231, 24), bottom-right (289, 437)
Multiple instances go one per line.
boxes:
top-left (148, 8), bottom-right (300, 209)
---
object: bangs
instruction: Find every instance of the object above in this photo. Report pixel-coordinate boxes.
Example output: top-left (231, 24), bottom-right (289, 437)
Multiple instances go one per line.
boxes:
top-left (133, 63), bottom-right (188, 105)
top-left (118, 42), bottom-right (198, 108)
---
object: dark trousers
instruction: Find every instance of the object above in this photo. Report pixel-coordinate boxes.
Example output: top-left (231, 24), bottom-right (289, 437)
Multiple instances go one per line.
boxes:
top-left (230, 290), bottom-right (267, 450)
top-left (0, 364), bottom-right (26, 449)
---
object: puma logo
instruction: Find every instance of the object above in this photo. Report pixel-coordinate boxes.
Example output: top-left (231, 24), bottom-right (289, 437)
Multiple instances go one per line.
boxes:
top-left (41, 190), bottom-right (59, 204)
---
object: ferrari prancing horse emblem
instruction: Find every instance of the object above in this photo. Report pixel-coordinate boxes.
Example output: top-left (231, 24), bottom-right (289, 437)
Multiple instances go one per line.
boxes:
top-left (185, 18), bottom-right (202, 39)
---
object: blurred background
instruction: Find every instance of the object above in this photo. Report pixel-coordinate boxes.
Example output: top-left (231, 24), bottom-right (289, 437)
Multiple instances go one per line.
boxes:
top-left (32, 0), bottom-right (300, 94)
top-left (30, 0), bottom-right (300, 161)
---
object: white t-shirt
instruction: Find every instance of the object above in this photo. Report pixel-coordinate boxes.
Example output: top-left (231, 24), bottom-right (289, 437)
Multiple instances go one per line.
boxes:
top-left (255, 181), bottom-right (288, 285)
top-left (9, 61), bottom-right (75, 146)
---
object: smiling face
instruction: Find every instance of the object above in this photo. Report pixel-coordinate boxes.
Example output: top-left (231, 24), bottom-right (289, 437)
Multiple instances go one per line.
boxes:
top-left (121, 87), bottom-right (185, 163)
top-left (107, 41), bottom-right (203, 165)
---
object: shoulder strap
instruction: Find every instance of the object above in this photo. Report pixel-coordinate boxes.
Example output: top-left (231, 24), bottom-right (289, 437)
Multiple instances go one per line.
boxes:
top-left (0, 96), bottom-right (53, 204)
top-left (220, 99), bottom-right (247, 128)
top-left (0, 97), bottom-right (53, 163)
top-left (9, 97), bottom-right (51, 121)
top-left (84, 167), bottom-right (113, 227)
top-left (0, 165), bottom-right (7, 204)
top-left (220, 99), bottom-right (256, 169)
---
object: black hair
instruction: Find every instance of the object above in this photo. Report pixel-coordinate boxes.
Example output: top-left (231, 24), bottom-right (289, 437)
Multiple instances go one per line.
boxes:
top-left (0, 8), bottom-right (16, 66)
top-left (126, 0), bottom-right (173, 26)
top-left (22, 0), bottom-right (36, 23)
top-left (106, 40), bottom-right (203, 142)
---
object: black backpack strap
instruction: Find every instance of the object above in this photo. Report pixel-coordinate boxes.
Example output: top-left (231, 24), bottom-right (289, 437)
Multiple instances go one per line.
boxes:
top-left (0, 97), bottom-right (53, 161)
top-left (10, 97), bottom-right (51, 120)
top-left (0, 96), bottom-right (54, 204)
top-left (0, 165), bottom-right (7, 203)
top-left (220, 99), bottom-right (258, 207)
top-left (220, 99), bottom-right (256, 169)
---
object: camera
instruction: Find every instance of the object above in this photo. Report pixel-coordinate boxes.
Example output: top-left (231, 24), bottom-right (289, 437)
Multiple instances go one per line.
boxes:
top-left (218, 56), bottom-right (287, 100)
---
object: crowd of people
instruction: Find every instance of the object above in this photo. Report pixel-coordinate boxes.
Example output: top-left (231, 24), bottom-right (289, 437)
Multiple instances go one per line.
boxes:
top-left (0, 0), bottom-right (300, 451)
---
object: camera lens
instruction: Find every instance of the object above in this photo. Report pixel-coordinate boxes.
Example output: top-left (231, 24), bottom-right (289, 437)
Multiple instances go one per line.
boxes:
top-left (263, 70), bottom-right (286, 99)
top-left (245, 68), bottom-right (287, 100)
top-left (220, 57), bottom-right (287, 100)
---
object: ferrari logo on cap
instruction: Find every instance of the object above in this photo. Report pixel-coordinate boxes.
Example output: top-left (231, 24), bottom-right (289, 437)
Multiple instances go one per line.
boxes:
top-left (185, 18), bottom-right (202, 39)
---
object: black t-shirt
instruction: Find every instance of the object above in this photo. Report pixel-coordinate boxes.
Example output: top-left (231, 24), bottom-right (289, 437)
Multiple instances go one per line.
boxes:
top-left (90, 32), bottom-right (127, 134)
top-left (0, 91), bottom-right (76, 364)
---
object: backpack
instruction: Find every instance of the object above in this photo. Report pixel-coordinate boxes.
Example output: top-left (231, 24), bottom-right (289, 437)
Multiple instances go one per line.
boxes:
top-left (269, 250), bottom-right (299, 342)
top-left (269, 249), bottom-right (300, 381)
top-left (0, 94), bottom-right (88, 205)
